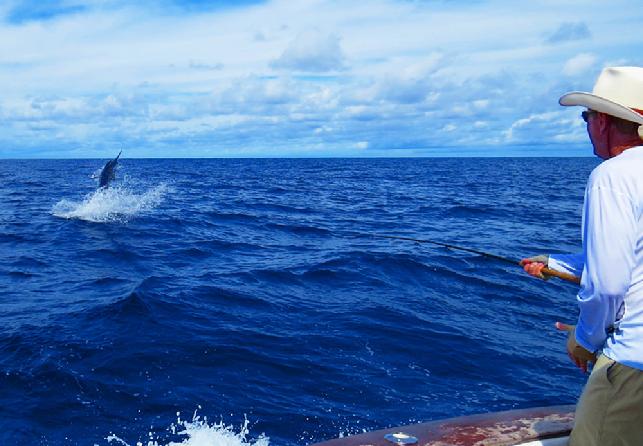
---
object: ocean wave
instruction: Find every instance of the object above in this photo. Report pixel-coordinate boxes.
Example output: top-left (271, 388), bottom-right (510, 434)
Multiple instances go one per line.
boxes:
top-left (263, 222), bottom-right (330, 237)
top-left (7, 270), bottom-right (39, 279)
top-left (444, 204), bottom-right (507, 218)
top-left (78, 278), bottom-right (163, 321)
top-left (204, 211), bottom-right (262, 224)
top-left (0, 233), bottom-right (29, 243)
top-left (1, 158), bottom-right (593, 445)
top-left (185, 284), bottom-right (272, 311)
top-left (246, 202), bottom-right (316, 215)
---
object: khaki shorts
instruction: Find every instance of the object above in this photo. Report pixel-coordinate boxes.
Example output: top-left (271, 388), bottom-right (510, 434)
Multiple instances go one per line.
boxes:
top-left (570, 354), bottom-right (643, 446)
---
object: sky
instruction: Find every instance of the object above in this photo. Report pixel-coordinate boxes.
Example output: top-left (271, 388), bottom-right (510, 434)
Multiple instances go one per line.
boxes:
top-left (0, 0), bottom-right (642, 158)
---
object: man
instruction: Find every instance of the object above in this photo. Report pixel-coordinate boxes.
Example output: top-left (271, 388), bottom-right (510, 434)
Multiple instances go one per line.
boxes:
top-left (521, 66), bottom-right (643, 445)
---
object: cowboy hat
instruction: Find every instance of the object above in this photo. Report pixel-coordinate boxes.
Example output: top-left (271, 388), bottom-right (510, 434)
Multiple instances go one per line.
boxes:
top-left (559, 67), bottom-right (643, 132)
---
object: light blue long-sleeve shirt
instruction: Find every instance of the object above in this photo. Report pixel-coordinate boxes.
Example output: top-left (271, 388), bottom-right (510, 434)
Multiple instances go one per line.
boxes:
top-left (550, 146), bottom-right (643, 371)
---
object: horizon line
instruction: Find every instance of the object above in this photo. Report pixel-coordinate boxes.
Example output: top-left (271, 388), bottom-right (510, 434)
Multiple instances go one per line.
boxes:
top-left (0, 155), bottom-right (597, 160)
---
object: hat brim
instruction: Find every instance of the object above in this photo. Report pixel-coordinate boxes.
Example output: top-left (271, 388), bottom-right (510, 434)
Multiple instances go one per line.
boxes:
top-left (559, 92), bottom-right (643, 124)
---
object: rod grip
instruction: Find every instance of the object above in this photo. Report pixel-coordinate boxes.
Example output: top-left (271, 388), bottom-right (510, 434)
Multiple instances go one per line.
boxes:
top-left (542, 267), bottom-right (581, 285)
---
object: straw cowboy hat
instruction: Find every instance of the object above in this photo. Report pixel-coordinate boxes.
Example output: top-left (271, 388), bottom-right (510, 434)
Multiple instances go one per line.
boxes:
top-left (559, 66), bottom-right (643, 138)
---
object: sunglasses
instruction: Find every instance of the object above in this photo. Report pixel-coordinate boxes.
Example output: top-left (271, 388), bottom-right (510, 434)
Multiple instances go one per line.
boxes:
top-left (581, 110), bottom-right (597, 123)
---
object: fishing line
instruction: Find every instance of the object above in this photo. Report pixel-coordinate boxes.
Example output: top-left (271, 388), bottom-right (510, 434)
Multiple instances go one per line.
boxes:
top-left (351, 232), bottom-right (581, 285)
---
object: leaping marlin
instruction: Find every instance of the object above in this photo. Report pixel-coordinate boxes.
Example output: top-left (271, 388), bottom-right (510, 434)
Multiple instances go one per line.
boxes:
top-left (98, 150), bottom-right (122, 189)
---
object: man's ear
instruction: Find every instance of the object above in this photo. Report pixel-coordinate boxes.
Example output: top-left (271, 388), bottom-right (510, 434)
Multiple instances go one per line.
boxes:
top-left (597, 112), bottom-right (611, 135)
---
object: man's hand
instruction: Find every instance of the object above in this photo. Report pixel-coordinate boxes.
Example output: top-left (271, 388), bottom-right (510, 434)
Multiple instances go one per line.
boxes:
top-left (520, 255), bottom-right (550, 280)
top-left (556, 321), bottom-right (597, 373)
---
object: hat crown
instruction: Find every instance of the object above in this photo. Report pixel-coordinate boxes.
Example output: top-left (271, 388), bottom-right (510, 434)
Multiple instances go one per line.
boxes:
top-left (559, 66), bottom-right (643, 125)
top-left (592, 67), bottom-right (643, 111)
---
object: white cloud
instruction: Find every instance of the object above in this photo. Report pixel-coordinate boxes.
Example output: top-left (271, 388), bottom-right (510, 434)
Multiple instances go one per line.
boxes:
top-left (504, 111), bottom-right (572, 142)
top-left (354, 141), bottom-right (369, 149)
top-left (271, 29), bottom-right (346, 72)
top-left (372, 53), bottom-right (443, 104)
top-left (0, 0), bottom-right (642, 157)
top-left (563, 53), bottom-right (598, 77)
top-left (473, 100), bottom-right (490, 110)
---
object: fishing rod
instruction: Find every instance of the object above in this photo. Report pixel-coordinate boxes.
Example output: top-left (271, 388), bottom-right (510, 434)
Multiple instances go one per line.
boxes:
top-left (364, 233), bottom-right (581, 285)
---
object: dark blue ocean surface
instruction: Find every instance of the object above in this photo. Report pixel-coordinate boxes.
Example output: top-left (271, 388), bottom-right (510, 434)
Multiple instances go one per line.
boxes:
top-left (0, 157), bottom-right (598, 445)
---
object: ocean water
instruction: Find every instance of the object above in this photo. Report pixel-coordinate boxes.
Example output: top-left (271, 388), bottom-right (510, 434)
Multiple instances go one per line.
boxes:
top-left (0, 157), bottom-right (598, 446)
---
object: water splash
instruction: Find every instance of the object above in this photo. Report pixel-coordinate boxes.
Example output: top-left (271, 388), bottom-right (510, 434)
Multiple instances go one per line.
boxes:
top-left (106, 412), bottom-right (269, 446)
top-left (51, 184), bottom-right (169, 223)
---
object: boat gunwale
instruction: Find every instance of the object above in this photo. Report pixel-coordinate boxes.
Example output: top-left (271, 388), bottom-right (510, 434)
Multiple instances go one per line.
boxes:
top-left (309, 405), bottom-right (575, 446)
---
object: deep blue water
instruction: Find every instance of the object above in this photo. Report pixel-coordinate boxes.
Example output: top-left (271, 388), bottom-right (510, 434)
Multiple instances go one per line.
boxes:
top-left (0, 157), bottom-right (598, 446)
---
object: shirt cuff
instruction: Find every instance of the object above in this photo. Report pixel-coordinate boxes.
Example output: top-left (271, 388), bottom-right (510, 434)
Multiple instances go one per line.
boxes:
top-left (549, 254), bottom-right (583, 276)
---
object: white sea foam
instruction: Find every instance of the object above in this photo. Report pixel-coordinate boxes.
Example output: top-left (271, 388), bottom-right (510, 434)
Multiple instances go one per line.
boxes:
top-left (106, 412), bottom-right (269, 446)
top-left (52, 183), bottom-right (169, 223)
